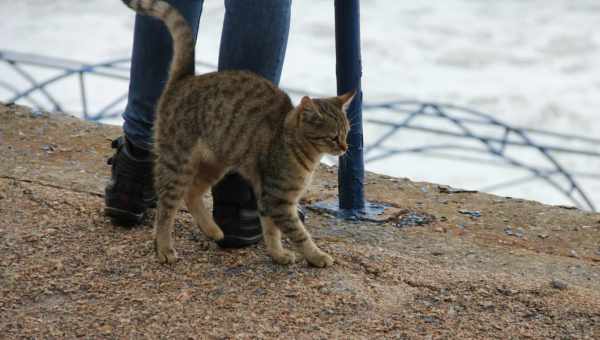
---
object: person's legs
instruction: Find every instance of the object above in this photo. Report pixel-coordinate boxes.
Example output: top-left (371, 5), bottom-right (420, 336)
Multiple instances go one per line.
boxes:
top-left (105, 0), bottom-right (204, 225)
top-left (212, 0), bottom-right (292, 247)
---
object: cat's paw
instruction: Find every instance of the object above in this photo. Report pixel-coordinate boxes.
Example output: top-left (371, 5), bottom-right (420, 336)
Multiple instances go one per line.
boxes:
top-left (306, 250), bottom-right (334, 268)
top-left (272, 250), bottom-right (297, 265)
top-left (205, 226), bottom-right (224, 241)
top-left (154, 239), bottom-right (178, 264)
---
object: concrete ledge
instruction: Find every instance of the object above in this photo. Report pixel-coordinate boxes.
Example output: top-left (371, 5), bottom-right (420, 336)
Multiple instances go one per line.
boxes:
top-left (1, 103), bottom-right (599, 338)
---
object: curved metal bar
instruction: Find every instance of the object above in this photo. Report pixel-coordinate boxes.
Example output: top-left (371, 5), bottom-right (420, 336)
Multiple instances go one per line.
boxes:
top-left (364, 119), bottom-right (600, 157)
top-left (367, 100), bottom-right (600, 144)
top-left (369, 144), bottom-right (600, 180)
top-left (367, 142), bottom-right (586, 208)
top-left (366, 104), bottom-right (594, 210)
top-left (94, 94), bottom-right (128, 120)
top-left (365, 104), bottom-right (425, 155)
top-left (8, 69), bottom-right (78, 104)
top-left (5, 61), bottom-right (63, 111)
top-left (0, 80), bottom-right (44, 108)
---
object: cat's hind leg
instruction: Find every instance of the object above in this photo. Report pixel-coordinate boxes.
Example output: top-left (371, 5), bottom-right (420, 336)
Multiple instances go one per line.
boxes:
top-left (185, 169), bottom-right (225, 241)
top-left (184, 143), bottom-right (226, 241)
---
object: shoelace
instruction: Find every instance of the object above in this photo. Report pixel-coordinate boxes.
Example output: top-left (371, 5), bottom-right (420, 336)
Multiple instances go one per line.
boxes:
top-left (107, 137), bottom-right (125, 165)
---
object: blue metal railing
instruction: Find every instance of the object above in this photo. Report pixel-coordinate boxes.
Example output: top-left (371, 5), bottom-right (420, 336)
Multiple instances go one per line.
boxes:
top-left (2, 49), bottom-right (599, 211)
top-left (362, 101), bottom-right (599, 210)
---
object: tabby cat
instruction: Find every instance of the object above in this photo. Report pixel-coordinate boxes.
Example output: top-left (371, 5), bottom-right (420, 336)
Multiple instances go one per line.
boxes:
top-left (122, 0), bottom-right (355, 267)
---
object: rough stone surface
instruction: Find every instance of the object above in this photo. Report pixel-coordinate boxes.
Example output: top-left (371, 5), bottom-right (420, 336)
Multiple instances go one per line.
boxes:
top-left (1, 103), bottom-right (599, 339)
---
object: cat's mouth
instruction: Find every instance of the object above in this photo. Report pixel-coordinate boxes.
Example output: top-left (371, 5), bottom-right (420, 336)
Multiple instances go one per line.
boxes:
top-left (332, 149), bottom-right (347, 156)
top-left (337, 143), bottom-right (348, 155)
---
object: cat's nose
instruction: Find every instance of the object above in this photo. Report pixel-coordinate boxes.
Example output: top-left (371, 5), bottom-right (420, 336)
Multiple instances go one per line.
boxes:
top-left (340, 143), bottom-right (348, 152)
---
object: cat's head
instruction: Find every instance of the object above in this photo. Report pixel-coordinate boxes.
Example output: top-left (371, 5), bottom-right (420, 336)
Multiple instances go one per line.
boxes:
top-left (288, 90), bottom-right (356, 156)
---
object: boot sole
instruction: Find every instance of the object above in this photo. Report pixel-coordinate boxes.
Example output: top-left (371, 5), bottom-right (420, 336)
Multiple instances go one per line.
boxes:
top-left (105, 206), bottom-right (145, 226)
top-left (214, 207), bottom-right (306, 248)
top-left (216, 234), bottom-right (263, 248)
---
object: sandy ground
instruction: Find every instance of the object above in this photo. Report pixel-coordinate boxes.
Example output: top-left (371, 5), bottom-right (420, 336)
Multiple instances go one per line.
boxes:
top-left (1, 103), bottom-right (599, 338)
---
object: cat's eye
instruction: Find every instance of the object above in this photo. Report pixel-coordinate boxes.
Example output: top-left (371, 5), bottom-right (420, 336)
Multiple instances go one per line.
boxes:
top-left (331, 135), bottom-right (338, 142)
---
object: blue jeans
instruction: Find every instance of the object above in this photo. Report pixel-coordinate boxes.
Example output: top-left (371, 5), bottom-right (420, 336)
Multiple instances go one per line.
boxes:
top-left (123, 0), bottom-right (291, 150)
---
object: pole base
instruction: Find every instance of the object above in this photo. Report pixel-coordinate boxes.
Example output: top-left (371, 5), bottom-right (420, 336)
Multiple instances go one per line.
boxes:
top-left (309, 198), bottom-right (390, 222)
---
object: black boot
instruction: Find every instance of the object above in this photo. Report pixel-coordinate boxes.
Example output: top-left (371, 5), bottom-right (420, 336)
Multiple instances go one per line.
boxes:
top-left (212, 173), bottom-right (262, 248)
top-left (211, 173), bottom-right (306, 248)
top-left (104, 136), bottom-right (156, 226)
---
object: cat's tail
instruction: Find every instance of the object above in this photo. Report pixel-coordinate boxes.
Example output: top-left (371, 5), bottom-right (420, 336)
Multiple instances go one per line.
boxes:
top-left (121, 0), bottom-right (195, 83)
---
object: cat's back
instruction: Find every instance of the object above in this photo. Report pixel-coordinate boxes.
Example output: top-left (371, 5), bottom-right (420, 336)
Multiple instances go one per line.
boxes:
top-left (175, 70), bottom-right (292, 121)
top-left (191, 70), bottom-right (290, 109)
top-left (161, 70), bottom-right (293, 162)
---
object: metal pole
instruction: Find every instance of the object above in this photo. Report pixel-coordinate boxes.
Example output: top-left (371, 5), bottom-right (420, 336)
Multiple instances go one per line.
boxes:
top-left (335, 0), bottom-right (365, 214)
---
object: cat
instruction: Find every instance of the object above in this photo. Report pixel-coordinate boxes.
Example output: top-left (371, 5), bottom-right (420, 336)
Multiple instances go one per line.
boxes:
top-left (121, 0), bottom-right (355, 267)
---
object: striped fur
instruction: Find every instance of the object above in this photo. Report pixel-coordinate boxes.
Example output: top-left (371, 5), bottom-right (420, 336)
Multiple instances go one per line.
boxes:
top-left (121, 0), bottom-right (356, 267)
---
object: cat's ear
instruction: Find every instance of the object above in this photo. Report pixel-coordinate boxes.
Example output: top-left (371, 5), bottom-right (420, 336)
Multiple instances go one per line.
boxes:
top-left (298, 96), bottom-right (321, 121)
top-left (338, 90), bottom-right (357, 112)
top-left (298, 96), bottom-right (317, 112)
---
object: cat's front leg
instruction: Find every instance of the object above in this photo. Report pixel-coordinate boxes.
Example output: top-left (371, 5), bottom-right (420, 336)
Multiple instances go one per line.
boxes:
top-left (263, 204), bottom-right (333, 267)
top-left (297, 232), bottom-right (334, 268)
top-left (260, 216), bottom-right (297, 264)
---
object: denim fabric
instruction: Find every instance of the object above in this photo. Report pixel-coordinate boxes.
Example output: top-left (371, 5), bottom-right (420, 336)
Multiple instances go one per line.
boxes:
top-left (218, 0), bottom-right (290, 85)
top-left (123, 0), bottom-right (291, 150)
